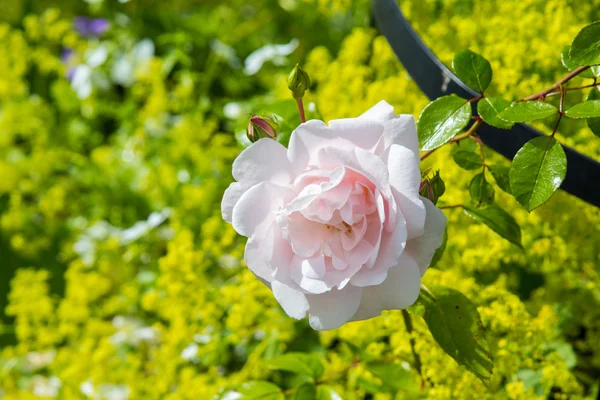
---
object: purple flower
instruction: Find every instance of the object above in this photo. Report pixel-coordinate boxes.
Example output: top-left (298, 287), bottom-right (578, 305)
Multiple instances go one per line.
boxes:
top-left (74, 17), bottom-right (110, 38)
top-left (61, 47), bottom-right (76, 80)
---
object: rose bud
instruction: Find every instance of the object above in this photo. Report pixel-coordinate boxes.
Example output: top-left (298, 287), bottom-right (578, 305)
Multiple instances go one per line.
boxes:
top-left (246, 115), bottom-right (279, 143)
top-left (287, 64), bottom-right (311, 100)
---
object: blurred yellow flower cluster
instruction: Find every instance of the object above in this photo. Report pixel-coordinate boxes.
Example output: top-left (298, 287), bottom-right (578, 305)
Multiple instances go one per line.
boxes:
top-left (0, 1), bottom-right (599, 399)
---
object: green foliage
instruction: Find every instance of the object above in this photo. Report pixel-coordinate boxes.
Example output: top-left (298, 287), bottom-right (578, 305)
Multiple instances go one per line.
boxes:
top-left (293, 382), bottom-right (317, 400)
top-left (266, 353), bottom-right (324, 380)
top-left (417, 95), bottom-right (472, 150)
top-left (469, 172), bottom-right (495, 207)
top-left (488, 165), bottom-right (512, 194)
top-left (477, 97), bottom-right (514, 129)
top-left (587, 87), bottom-right (600, 136)
top-left (568, 21), bottom-right (600, 66)
top-left (364, 360), bottom-right (414, 392)
top-left (509, 136), bottom-right (567, 211)
top-left (412, 286), bottom-right (493, 384)
top-left (238, 381), bottom-right (284, 400)
top-left (561, 45), bottom-right (600, 78)
top-left (452, 49), bottom-right (493, 93)
top-left (499, 101), bottom-right (558, 122)
top-left (564, 100), bottom-right (600, 118)
top-left (453, 150), bottom-right (483, 170)
top-left (463, 205), bottom-right (522, 248)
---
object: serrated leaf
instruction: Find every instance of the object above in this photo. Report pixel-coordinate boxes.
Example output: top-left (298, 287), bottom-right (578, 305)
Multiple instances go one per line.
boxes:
top-left (488, 165), bottom-right (512, 194)
top-left (561, 45), bottom-right (600, 78)
top-left (463, 204), bottom-right (522, 248)
top-left (499, 101), bottom-right (558, 122)
top-left (417, 96), bottom-right (472, 151)
top-left (265, 353), bottom-right (324, 379)
top-left (569, 21), bottom-right (600, 66)
top-left (293, 383), bottom-right (317, 400)
top-left (316, 386), bottom-right (342, 400)
top-left (587, 87), bottom-right (600, 137)
top-left (412, 287), bottom-right (493, 384)
top-left (429, 226), bottom-right (447, 268)
top-left (453, 150), bottom-right (482, 170)
top-left (509, 136), bottom-right (567, 211)
top-left (469, 172), bottom-right (495, 207)
top-left (478, 97), bottom-right (514, 129)
top-left (364, 360), bottom-right (413, 392)
top-left (564, 100), bottom-right (600, 118)
top-left (452, 49), bottom-right (493, 92)
top-left (238, 381), bottom-right (284, 400)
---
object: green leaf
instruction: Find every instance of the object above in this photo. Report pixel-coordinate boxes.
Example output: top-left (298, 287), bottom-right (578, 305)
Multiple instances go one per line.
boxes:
top-left (509, 136), bottom-right (567, 211)
top-left (453, 150), bottom-right (482, 170)
top-left (429, 226), bottom-right (447, 268)
top-left (293, 383), bottom-right (317, 400)
top-left (364, 360), bottom-right (413, 392)
top-left (412, 287), bottom-right (493, 384)
top-left (316, 386), bottom-right (342, 400)
top-left (478, 97), bottom-right (514, 129)
top-left (463, 204), bottom-right (522, 248)
top-left (564, 100), bottom-right (600, 118)
top-left (498, 101), bottom-right (558, 122)
top-left (569, 21), bottom-right (600, 67)
top-left (488, 165), bottom-right (512, 194)
top-left (452, 49), bottom-right (493, 92)
top-left (469, 172), bottom-right (495, 207)
top-left (561, 45), bottom-right (600, 78)
top-left (587, 87), bottom-right (600, 137)
top-left (238, 381), bottom-right (284, 400)
top-left (417, 95), bottom-right (472, 151)
top-left (356, 377), bottom-right (388, 394)
top-left (265, 353), bottom-right (324, 379)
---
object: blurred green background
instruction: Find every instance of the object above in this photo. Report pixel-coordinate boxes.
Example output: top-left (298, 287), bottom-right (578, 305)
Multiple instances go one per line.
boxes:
top-left (0, 0), bottom-right (599, 399)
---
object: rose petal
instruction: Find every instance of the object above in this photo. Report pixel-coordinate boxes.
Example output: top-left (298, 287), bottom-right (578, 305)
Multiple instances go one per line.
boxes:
top-left (288, 119), bottom-right (384, 175)
top-left (388, 144), bottom-right (425, 239)
top-left (359, 100), bottom-right (419, 158)
top-left (404, 197), bottom-right (447, 275)
top-left (222, 181), bottom-right (254, 223)
top-left (307, 285), bottom-right (362, 330)
top-left (233, 138), bottom-right (294, 185)
top-left (272, 281), bottom-right (309, 320)
top-left (351, 255), bottom-right (421, 322)
top-left (232, 182), bottom-right (291, 237)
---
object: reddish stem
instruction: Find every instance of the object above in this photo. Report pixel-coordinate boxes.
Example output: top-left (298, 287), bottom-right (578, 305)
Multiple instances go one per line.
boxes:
top-left (296, 98), bottom-right (306, 123)
top-left (521, 65), bottom-right (590, 101)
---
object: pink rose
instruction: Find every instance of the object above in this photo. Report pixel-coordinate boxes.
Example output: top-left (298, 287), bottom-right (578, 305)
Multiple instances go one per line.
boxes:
top-left (222, 101), bottom-right (446, 330)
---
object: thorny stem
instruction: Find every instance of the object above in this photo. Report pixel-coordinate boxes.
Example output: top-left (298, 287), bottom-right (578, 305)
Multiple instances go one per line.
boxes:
top-left (296, 98), bottom-right (306, 123)
top-left (545, 81), bottom-right (599, 97)
top-left (521, 65), bottom-right (590, 101)
top-left (420, 119), bottom-right (483, 161)
top-left (402, 309), bottom-right (424, 385)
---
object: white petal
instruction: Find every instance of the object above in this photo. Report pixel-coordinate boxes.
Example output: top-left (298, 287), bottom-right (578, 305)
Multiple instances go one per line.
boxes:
top-left (222, 181), bottom-right (253, 223)
top-left (349, 212), bottom-right (407, 287)
top-left (359, 100), bottom-right (419, 157)
top-left (307, 285), bottom-right (362, 330)
top-left (233, 138), bottom-right (294, 185)
top-left (272, 281), bottom-right (309, 320)
top-left (351, 255), bottom-right (421, 322)
top-left (232, 182), bottom-right (290, 237)
top-left (287, 119), bottom-right (384, 175)
top-left (387, 144), bottom-right (425, 239)
top-left (317, 147), bottom-right (390, 191)
top-left (405, 197), bottom-right (447, 275)
top-left (245, 233), bottom-right (274, 282)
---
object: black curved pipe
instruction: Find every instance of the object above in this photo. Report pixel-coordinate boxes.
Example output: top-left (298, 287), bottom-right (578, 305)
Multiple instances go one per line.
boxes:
top-left (372, 0), bottom-right (600, 208)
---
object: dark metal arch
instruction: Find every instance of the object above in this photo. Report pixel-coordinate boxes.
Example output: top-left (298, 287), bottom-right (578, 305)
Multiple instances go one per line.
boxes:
top-left (372, 0), bottom-right (600, 208)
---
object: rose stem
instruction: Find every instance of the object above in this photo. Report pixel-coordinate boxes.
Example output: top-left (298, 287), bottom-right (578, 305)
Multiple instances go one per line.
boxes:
top-left (401, 309), bottom-right (423, 385)
top-left (296, 98), bottom-right (306, 123)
